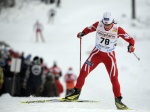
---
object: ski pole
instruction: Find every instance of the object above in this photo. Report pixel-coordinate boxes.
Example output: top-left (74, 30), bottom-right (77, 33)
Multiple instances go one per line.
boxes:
top-left (133, 52), bottom-right (140, 61)
top-left (80, 38), bottom-right (82, 71)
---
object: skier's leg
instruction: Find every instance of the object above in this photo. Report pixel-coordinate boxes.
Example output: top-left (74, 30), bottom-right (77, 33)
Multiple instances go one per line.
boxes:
top-left (104, 52), bottom-right (128, 109)
top-left (36, 31), bottom-right (38, 42)
top-left (52, 16), bottom-right (54, 24)
top-left (64, 47), bottom-right (101, 100)
top-left (104, 51), bottom-right (121, 97)
top-left (75, 47), bottom-right (101, 89)
top-left (40, 32), bottom-right (45, 42)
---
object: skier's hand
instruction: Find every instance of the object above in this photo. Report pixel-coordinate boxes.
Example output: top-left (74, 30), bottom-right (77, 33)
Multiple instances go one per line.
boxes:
top-left (77, 32), bottom-right (85, 38)
top-left (128, 44), bottom-right (135, 53)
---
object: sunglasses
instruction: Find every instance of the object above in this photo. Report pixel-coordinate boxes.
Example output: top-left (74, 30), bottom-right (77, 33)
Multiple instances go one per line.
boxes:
top-left (104, 23), bottom-right (113, 26)
top-left (102, 19), bottom-right (114, 26)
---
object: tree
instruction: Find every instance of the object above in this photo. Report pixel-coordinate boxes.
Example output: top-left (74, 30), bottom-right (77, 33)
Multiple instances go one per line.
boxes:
top-left (0, 0), bottom-right (15, 8)
top-left (132, 0), bottom-right (136, 19)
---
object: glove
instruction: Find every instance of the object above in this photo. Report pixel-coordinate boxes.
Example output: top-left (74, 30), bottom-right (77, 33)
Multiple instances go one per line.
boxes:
top-left (128, 44), bottom-right (135, 53)
top-left (77, 32), bottom-right (85, 38)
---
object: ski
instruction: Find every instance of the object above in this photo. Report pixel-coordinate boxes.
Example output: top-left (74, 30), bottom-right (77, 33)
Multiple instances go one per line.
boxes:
top-left (118, 108), bottom-right (133, 110)
top-left (21, 98), bottom-right (99, 104)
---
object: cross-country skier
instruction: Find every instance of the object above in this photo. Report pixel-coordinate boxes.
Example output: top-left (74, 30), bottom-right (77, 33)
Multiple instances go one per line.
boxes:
top-left (33, 20), bottom-right (45, 42)
top-left (48, 8), bottom-right (56, 24)
top-left (63, 12), bottom-right (135, 110)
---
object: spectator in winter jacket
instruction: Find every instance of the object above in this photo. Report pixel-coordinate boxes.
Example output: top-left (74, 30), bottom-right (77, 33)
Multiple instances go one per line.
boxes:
top-left (42, 71), bottom-right (58, 97)
top-left (64, 67), bottom-right (76, 96)
top-left (49, 61), bottom-right (62, 80)
top-left (23, 56), bottom-right (44, 96)
top-left (49, 61), bottom-right (63, 96)
top-left (19, 54), bottom-right (32, 96)
top-left (0, 67), bottom-right (4, 93)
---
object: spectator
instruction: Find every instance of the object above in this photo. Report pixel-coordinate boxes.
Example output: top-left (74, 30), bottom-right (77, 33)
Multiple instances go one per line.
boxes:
top-left (0, 66), bottom-right (4, 95)
top-left (3, 50), bottom-right (21, 96)
top-left (49, 61), bottom-right (62, 80)
top-left (19, 54), bottom-right (32, 96)
top-left (64, 67), bottom-right (76, 96)
top-left (2, 55), bottom-right (13, 95)
top-left (49, 61), bottom-right (63, 96)
top-left (42, 71), bottom-right (58, 97)
top-left (23, 56), bottom-right (44, 96)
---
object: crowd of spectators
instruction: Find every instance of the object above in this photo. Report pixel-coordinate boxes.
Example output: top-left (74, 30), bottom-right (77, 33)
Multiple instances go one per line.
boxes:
top-left (0, 44), bottom-right (64, 97)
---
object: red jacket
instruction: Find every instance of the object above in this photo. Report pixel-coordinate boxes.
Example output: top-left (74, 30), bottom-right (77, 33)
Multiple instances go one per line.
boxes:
top-left (64, 73), bottom-right (76, 89)
top-left (81, 21), bottom-right (135, 46)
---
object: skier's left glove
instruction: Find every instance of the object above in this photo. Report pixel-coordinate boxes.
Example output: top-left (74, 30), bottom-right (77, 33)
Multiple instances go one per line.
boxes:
top-left (128, 44), bottom-right (135, 53)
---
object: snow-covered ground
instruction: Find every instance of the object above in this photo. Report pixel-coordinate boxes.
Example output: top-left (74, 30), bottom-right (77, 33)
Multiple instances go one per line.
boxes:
top-left (0, 0), bottom-right (150, 112)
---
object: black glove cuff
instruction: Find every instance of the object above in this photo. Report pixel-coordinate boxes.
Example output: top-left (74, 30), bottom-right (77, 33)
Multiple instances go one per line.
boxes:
top-left (81, 32), bottom-right (85, 36)
top-left (127, 44), bottom-right (132, 51)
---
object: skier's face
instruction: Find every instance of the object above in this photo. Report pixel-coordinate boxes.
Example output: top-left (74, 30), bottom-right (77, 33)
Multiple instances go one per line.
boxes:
top-left (104, 23), bottom-right (113, 31)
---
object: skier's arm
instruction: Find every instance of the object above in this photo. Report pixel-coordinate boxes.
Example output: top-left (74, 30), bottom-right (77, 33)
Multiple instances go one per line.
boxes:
top-left (82, 21), bottom-right (99, 34)
top-left (118, 27), bottom-right (135, 53)
top-left (118, 27), bottom-right (135, 46)
top-left (77, 21), bottom-right (99, 38)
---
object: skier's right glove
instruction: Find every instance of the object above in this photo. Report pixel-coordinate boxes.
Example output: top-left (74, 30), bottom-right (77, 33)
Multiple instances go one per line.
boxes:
top-left (77, 32), bottom-right (85, 38)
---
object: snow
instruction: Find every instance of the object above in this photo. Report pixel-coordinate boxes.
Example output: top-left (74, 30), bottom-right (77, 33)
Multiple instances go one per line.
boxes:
top-left (0, 0), bottom-right (150, 112)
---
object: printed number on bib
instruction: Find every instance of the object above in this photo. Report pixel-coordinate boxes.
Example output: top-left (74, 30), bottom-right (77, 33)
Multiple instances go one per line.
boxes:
top-left (100, 37), bottom-right (110, 45)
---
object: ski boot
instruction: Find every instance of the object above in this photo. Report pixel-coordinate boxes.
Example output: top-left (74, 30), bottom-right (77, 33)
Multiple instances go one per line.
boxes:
top-left (62, 88), bottom-right (81, 101)
top-left (115, 96), bottom-right (129, 110)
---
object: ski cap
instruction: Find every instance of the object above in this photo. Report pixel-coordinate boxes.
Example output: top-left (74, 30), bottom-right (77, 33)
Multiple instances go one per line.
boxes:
top-left (102, 12), bottom-right (114, 25)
